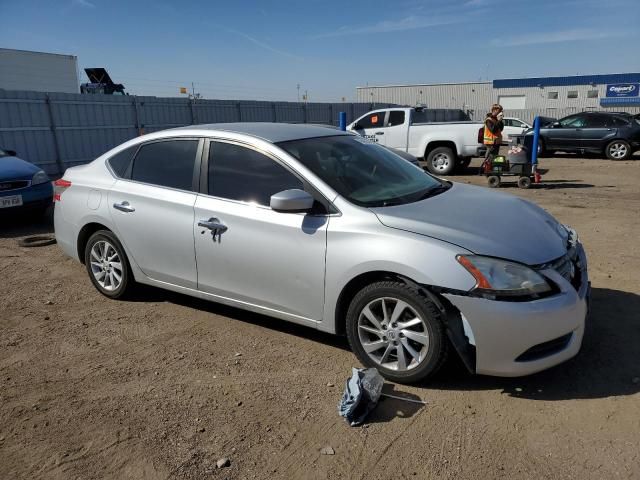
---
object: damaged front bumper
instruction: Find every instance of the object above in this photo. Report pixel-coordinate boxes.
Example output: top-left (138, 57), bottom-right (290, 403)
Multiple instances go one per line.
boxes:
top-left (444, 244), bottom-right (590, 377)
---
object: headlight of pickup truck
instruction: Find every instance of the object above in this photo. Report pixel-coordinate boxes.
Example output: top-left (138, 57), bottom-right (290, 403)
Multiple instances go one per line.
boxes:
top-left (457, 255), bottom-right (551, 297)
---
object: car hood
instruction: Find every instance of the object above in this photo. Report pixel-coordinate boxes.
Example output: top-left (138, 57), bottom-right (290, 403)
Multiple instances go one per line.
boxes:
top-left (371, 182), bottom-right (569, 265)
top-left (0, 156), bottom-right (39, 181)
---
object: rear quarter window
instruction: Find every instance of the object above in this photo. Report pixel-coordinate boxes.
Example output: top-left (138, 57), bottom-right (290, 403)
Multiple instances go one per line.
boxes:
top-left (107, 145), bottom-right (138, 177)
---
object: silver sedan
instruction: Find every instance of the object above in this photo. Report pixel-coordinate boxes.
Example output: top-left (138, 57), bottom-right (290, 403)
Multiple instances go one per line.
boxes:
top-left (54, 123), bottom-right (589, 383)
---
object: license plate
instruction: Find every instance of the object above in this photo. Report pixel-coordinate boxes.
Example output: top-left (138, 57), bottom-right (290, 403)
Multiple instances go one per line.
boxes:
top-left (0, 195), bottom-right (23, 208)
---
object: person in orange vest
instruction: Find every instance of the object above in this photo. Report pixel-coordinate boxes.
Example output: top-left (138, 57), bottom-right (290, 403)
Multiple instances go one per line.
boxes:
top-left (480, 104), bottom-right (504, 174)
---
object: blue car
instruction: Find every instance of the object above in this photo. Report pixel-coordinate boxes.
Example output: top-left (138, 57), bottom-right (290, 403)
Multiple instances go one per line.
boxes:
top-left (0, 148), bottom-right (53, 217)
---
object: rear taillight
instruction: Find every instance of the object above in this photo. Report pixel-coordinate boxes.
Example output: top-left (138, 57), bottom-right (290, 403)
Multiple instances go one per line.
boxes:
top-left (53, 179), bottom-right (72, 201)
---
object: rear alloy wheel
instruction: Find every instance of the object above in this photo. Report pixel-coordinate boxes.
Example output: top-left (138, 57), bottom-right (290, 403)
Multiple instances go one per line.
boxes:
top-left (606, 140), bottom-right (631, 161)
top-left (346, 281), bottom-right (448, 384)
top-left (84, 230), bottom-right (132, 299)
top-left (426, 147), bottom-right (456, 175)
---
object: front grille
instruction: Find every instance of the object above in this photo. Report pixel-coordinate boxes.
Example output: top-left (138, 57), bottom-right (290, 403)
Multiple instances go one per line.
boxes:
top-left (0, 180), bottom-right (30, 192)
top-left (542, 230), bottom-right (583, 291)
top-left (515, 333), bottom-right (573, 362)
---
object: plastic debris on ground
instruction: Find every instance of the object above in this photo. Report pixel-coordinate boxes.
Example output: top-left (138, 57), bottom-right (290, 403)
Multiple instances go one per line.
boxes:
top-left (338, 367), bottom-right (384, 426)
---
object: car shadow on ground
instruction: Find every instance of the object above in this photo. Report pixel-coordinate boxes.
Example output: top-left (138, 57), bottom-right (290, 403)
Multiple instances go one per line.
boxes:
top-left (0, 206), bottom-right (54, 239)
top-left (427, 287), bottom-right (640, 400)
top-left (134, 284), bottom-right (640, 401)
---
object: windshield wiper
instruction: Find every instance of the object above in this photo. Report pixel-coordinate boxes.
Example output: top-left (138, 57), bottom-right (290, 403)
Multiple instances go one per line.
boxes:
top-left (417, 184), bottom-right (450, 201)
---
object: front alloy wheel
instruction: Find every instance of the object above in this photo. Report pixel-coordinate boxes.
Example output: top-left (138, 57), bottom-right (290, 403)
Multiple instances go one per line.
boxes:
top-left (346, 281), bottom-right (448, 383)
top-left (357, 297), bottom-right (430, 371)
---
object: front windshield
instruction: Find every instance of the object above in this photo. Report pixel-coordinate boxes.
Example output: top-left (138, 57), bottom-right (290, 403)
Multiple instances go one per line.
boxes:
top-left (277, 135), bottom-right (447, 207)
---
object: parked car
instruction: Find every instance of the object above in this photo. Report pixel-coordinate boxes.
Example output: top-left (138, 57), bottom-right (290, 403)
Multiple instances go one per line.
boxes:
top-left (0, 148), bottom-right (53, 216)
top-left (54, 123), bottom-right (589, 383)
top-left (502, 117), bottom-right (531, 144)
top-left (526, 112), bottom-right (640, 160)
top-left (348, 108), bottom-right (485, 175)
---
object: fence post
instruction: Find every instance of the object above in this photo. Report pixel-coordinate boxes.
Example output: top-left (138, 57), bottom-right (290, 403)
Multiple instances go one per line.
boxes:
top-left (272, 102), bottom-right (277, 122)
top-left (236, 102), bottom-right (242, 122)
top-left (339, 112), bottom-right (347, 130)
top-left (302, 103), bottom-right (307, 124)
top-left (45, 94), bottom-right (64, 176)
top-left (329, 104), bottom-right (334, 126)
top-left (133, 96), bottom-right (144, 136)
top-left (189, 98), bottom-right (196, 125)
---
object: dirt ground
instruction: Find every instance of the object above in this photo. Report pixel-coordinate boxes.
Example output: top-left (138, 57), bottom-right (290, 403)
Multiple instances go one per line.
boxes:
top-left (1, 155), bottom-right (639, 480)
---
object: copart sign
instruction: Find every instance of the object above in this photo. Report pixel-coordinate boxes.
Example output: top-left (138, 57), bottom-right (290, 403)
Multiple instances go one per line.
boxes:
top-left (606, 83), bottom-right (639, 98)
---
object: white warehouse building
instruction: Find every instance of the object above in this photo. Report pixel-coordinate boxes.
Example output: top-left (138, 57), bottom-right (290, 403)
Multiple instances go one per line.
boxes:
top-left (0, 48), bottom-right (79, 94)
top-left (357, 74), bottom-right (640, 122)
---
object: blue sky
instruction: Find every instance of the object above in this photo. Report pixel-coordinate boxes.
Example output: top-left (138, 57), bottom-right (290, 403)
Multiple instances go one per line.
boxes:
top-left (1, 0), bottom-right (639, 101)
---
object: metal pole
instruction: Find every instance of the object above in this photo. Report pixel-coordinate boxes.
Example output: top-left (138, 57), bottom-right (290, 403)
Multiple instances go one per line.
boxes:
top-left (339, 111), bottom-right (347, 131)
top-left (190, 97), bottom-right (196, 125)
top-left (45, 94), bottom-right (64, 176)
top-left (531, 116), bottom-right (541, 183)
top-left (133, 96), bottom-right (143, 135)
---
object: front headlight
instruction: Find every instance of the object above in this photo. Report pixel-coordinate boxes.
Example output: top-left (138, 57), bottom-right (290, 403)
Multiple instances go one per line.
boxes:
top-left (457, 255), bottom-right (551, 298)
top-left (32, 170), bottom-right (50, 185)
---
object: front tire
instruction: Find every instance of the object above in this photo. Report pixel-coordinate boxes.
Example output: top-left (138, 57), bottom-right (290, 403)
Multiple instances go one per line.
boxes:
top-left (346, 281), bottom-right (448, 384)
top-left (606, 140), bottom-right (631, 160)
top-left (84, 230), bottom-right (133, 299)
top-left (426, 147), bottom-right (457, 175)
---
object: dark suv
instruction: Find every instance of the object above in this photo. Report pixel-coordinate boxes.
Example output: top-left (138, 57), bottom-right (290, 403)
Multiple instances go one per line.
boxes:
top-left (533, 112), bottom-right (640, 160)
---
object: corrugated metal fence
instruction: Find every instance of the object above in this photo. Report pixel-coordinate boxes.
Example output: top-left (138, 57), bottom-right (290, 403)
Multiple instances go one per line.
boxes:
top-left (0, 89), bottom-right (395, 176)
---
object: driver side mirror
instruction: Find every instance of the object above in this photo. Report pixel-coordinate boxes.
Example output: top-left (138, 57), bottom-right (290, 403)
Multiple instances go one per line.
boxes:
top-left (552, 122), bottom-right (561, 128)
top-left (5, 149), bottom-right (16, 156)
top-left (270, 189), bottom-right (314, 213)
top-left (352, 123), bottom-right (362, 130)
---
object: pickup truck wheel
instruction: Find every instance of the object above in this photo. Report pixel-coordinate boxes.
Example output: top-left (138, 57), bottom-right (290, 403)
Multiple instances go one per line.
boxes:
top-left (426, 147), bottom-right (456, 175)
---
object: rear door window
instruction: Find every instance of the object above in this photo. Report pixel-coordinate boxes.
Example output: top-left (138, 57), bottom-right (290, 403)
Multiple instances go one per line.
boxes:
top-left (387, 111), bottom-right (405, 127)
top-left (131, 139), bottom-right (198, 191)
top-left (208, 141), bottom-right (303, 206)
top-left (584, 114), bottom-right (610, 128)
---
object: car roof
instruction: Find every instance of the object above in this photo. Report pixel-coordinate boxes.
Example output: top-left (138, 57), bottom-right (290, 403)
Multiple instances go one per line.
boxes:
top-left (170, 122), bottom-right (350, 143)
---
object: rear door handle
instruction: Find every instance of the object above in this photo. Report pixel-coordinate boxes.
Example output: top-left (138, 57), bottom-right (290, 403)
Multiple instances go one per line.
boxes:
top-left (113, 201), bottom-right (135, 213)
top-left (375, 132), bottom-right (385, 135)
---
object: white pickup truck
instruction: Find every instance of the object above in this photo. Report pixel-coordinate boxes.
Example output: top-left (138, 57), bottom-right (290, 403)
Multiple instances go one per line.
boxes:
top-left (347, 107), bottom-right (485, 175)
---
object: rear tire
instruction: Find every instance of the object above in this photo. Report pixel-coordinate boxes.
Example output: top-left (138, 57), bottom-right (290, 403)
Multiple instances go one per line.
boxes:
top-left (606, 140), bottom-right (631, 160)
top-left (426, 147), bottom-right (457, 175)
top-left (346, 281), bottom-right (448, 384)
top-left (84, 230), bottom-right (133, 299)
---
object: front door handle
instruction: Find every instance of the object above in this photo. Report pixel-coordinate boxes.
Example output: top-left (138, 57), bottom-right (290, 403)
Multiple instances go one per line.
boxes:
top-left (375, 131), bottom-right (385, 135)
top-left (198, 217), bottom-right (228, 233)
top-left (113, 201), bottom-right (135, 213)
top-left (198, 217), bottom-right (228, 242)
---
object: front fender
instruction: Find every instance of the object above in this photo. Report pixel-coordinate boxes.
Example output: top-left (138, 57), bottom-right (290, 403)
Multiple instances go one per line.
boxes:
top-left (321, 209), bottom-right (476, 333)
